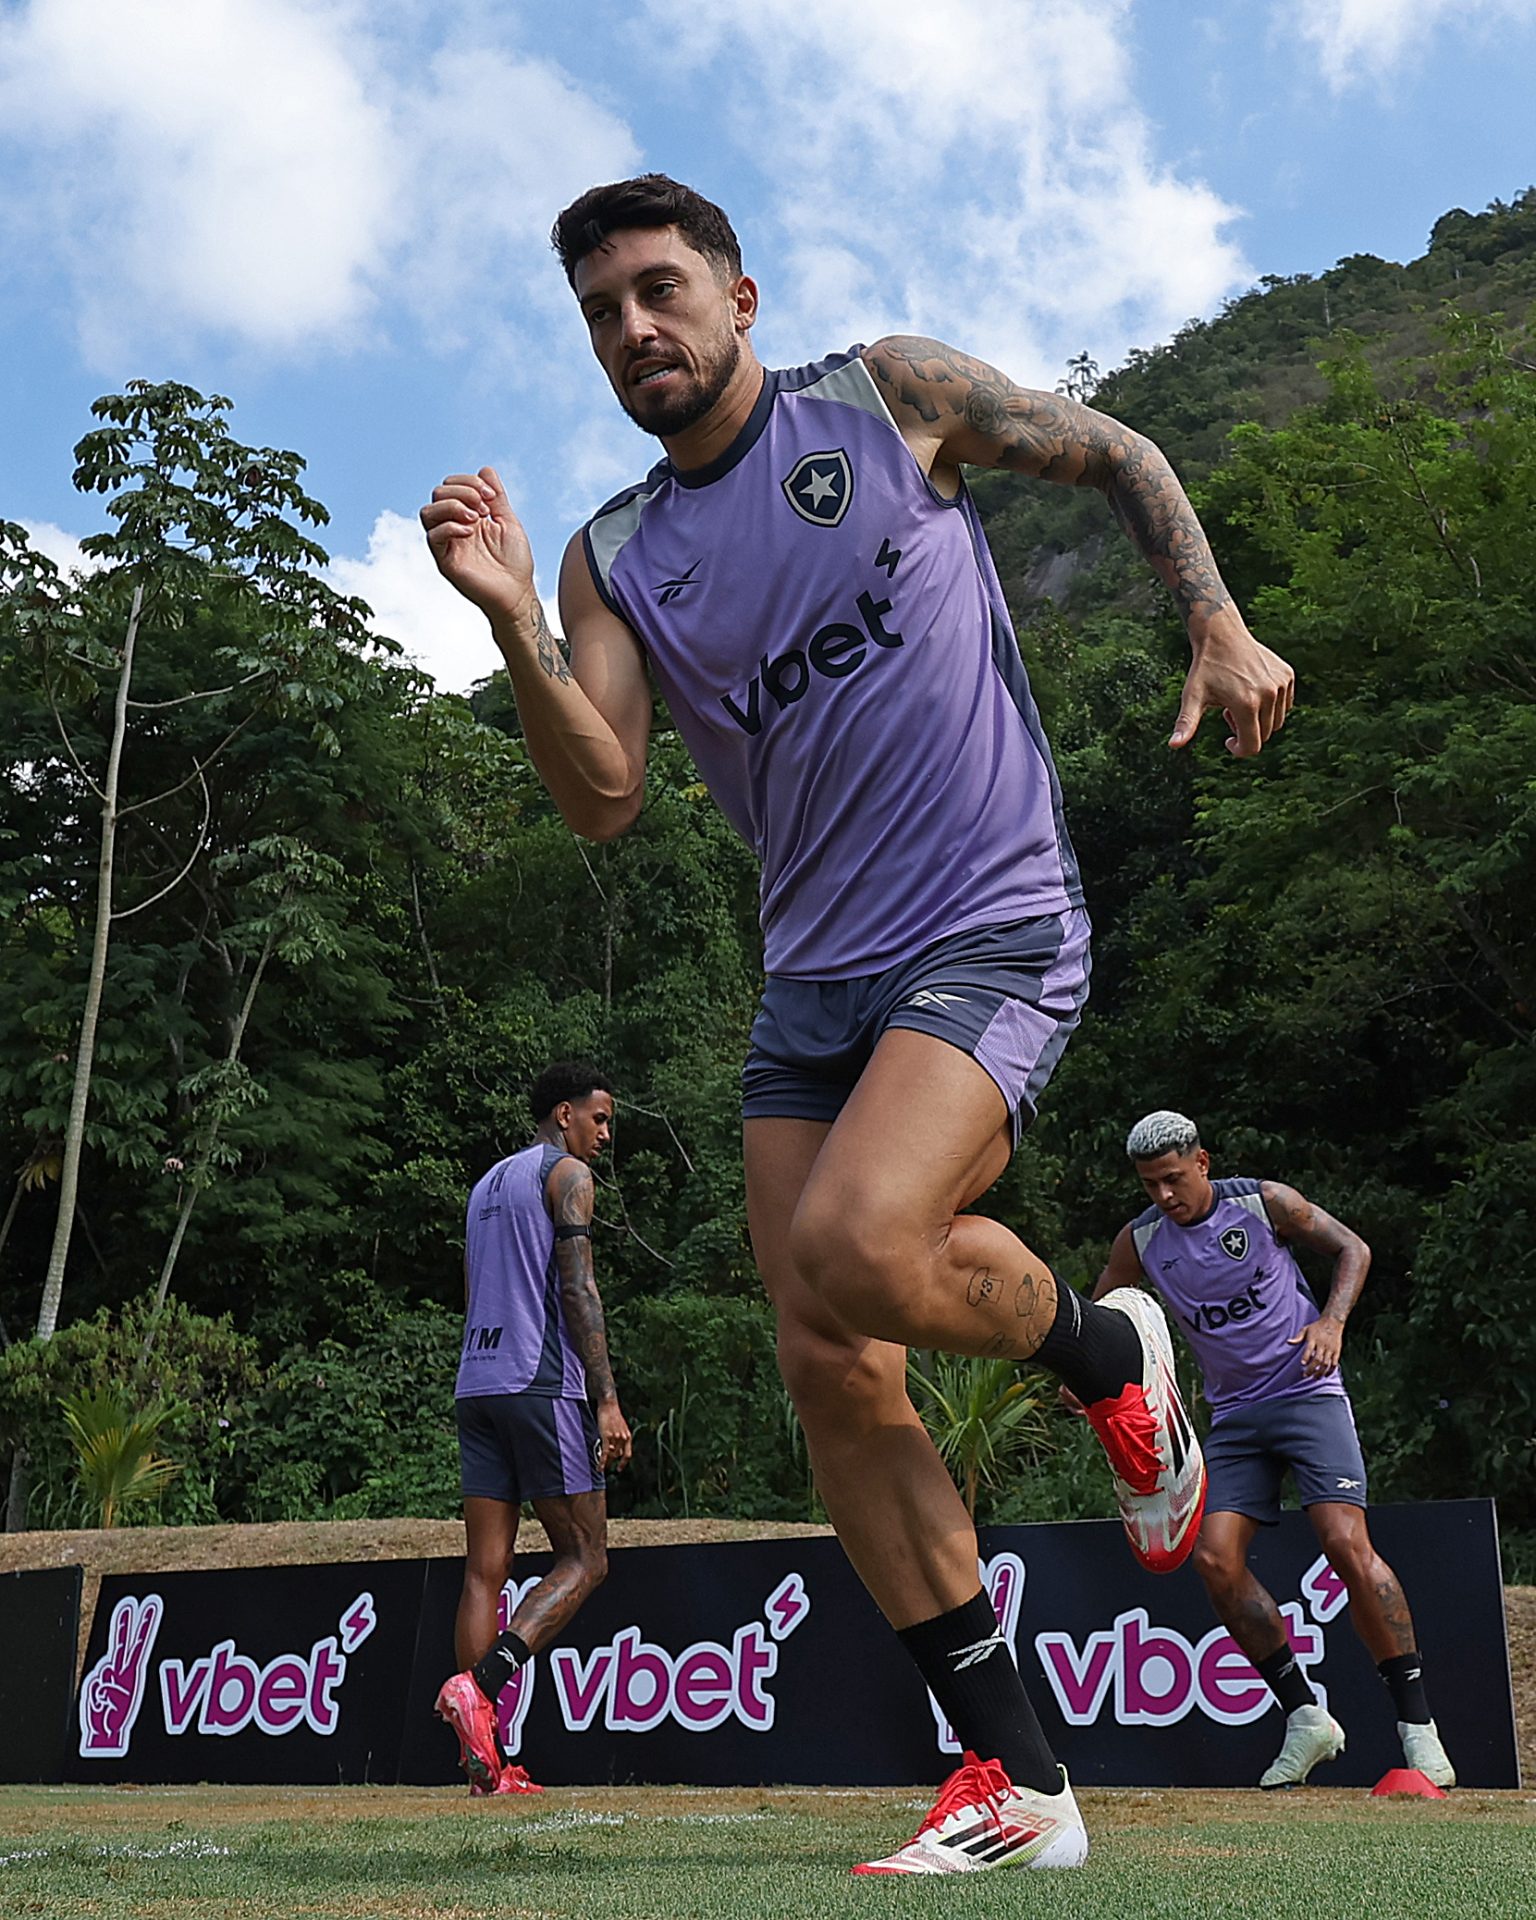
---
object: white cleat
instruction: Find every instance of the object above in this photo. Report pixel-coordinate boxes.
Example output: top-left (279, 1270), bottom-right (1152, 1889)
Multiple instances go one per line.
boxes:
top-left (1260, 1704), bottom-right (1346, 1788)
top-left (1399, 1719), bottom-right (1455, 1788)
top-left (1085, 1287), bottom-right (1206, 1573)
top-left (852, 1753), bottom-right (1088, 1875)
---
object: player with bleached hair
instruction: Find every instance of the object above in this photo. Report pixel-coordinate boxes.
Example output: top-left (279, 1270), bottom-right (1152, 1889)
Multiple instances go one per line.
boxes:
top-left (1095, 1110), bottom-right (1454, 1789)
top-left (423, 174), bottom-right (1293, 1873)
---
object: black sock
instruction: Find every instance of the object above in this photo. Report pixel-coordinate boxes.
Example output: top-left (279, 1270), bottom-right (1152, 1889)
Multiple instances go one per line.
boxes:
top-left (1030, 1283), bottom-right (1142, 1407)
top-left (471, 1629), bottom-right (531, 1708)
top-left (897, 1590), bottom-right (1061, 1796)
top-left (1378, 1651), bottom-right (1431, 1725)
top-left (1257, 1642), bottom-right (1317, 1715)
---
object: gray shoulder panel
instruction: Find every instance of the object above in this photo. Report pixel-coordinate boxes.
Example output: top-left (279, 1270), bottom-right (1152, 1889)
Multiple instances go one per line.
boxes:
top-left (1231, 1189), bottom-right (1269, 1221)
top-left (793, 354), bottom-right (900, 433)
top-left (1132, 1217), bottom-right (1161, 1264)
top-left (587, 481), bottom-right (665, 601)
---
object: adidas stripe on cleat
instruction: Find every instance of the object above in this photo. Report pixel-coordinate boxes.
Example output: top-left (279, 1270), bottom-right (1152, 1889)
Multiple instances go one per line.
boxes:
top-left (1086, 1287), bottom-right (1206, 1574)
top-left (852, 1753), bottom-right (1088, 1875)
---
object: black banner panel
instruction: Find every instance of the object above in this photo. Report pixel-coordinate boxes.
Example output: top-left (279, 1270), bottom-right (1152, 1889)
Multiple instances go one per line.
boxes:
top-left (65, 1560), bottom-right (428, 1785)
top-left (0, 1566), bottom-right (82, 1784)
top-left (63, 1500), bottom-right (1517, 1789)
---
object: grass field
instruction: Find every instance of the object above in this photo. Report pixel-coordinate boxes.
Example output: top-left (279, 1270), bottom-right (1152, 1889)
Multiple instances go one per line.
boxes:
top-left (2, 1784), bottom-right (1531, 1920)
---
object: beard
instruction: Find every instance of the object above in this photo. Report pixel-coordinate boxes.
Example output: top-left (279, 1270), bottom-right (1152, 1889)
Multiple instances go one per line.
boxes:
top-left (619, 326), bottom-right (743, 438)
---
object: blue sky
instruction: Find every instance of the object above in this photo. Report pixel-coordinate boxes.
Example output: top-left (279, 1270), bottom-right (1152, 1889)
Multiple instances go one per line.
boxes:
top-left (2, 0), bottom-right (1533, 691)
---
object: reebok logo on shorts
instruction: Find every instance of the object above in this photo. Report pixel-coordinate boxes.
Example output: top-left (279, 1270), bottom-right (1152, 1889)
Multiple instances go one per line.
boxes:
top-left (908, 989), bottom-right (968, 1008)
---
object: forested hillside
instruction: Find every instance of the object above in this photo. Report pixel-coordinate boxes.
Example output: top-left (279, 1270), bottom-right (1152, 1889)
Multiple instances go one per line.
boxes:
top-left (2, 195), bottom-right (1532, 1569)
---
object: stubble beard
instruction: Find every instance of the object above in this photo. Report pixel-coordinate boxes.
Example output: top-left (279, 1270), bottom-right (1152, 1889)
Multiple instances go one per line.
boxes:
top-left (619, 326), bottom-right (743, 438)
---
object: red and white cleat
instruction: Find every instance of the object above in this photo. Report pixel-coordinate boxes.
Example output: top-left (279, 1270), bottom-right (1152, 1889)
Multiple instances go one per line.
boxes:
top-left (852, 1753), bottom-right (1088, 1875)
top-left (1085, 1288), bottom-right (1206, 1573)
top-left (435, 1672), bottom-right (504, 1794)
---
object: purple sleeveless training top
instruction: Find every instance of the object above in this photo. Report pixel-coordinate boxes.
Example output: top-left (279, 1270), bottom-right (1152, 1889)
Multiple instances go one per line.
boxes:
top-left (456, 1143), bottom-right (586, 1399)
top-left (583, 348), bottom-right (1083, 980)
top-left (1131, 1177), bottom-right (1346, 1419)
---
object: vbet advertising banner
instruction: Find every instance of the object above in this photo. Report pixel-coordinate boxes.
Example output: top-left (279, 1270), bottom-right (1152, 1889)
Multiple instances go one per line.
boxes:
top-left (68, 1500), bottom-right (1517, 1789)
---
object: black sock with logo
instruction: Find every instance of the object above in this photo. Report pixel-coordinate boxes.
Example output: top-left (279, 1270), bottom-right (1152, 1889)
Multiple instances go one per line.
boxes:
top-left (1257, 1642), bottom-right (1317, 1715)
top-left (471, 1629), bottom-right (531, 1709)
top-left (896, 1589), bottom-right (1061, 1796)
top-left (1378, 1651), bottom-right (1431, 1724)
top-left (1031, 1283), bottom-right (1142, 1407)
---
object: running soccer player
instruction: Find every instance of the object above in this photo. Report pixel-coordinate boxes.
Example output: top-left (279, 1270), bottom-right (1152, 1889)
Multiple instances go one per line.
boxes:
top-left (435, 1062), bottom-right (632, 1795)
top-left (1095, 1110), bottom-right (1454, 1789)
top-left (421, 174), bottom-right (1293, 1872)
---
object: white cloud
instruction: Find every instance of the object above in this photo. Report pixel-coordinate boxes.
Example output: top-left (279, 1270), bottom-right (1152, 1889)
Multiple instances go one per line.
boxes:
top-left (19, 520), bottom-right (98, 579)
top-left (637, 0), bottom-right (1251, 383)
top-left (328, 511), bottom-right (502, 694)
top-left (0, 0), bottom-right (397, 356)
top-left (0, 2), bottom-right (637, 362)
top-left (1287, 0), bottom-right (1536, 89)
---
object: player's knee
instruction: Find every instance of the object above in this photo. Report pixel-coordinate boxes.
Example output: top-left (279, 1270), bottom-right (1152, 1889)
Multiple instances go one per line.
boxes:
top-left (1190, 1536), bottom-right (1242, 1597)
top-left (787, 1188), bottom-right (916, 1325)
top-left (579, 1541), bottom-right (609, 1592)
top-left (776, 1319), bottom-right (888, 1430)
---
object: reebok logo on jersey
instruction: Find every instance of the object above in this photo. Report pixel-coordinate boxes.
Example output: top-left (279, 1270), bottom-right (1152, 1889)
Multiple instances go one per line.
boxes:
top-left (653, 559), bottom-right (703, 605)
top-left (948, 1631), bottom-right (1006, 1671)
top-left (781, 448), bottom-right (853, 527)
top-left (720, 588), bottom-right (904, 736)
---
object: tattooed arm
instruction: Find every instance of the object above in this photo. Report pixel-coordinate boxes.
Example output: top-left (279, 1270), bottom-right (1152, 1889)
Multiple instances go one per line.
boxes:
top-left (1261, 1180), bottom-right (1371, 1380)
top-left (1091, 1224), bottom-right (1149, 1303)
top-left (421, 466), bottom-right (650, 839)
top-left (547, 1157), bottom-right (632, 1470)
top-left (862, 336), bottom-right (1294, 757)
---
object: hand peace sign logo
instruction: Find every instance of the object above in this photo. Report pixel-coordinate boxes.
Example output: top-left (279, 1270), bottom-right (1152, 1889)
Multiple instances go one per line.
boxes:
top-left (79, 1593), bottom-right (164, 1759)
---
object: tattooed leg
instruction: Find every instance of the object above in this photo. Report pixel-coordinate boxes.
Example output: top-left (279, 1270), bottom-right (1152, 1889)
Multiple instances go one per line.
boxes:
top-left (1311, 1504), bottom-right (1418, 1661)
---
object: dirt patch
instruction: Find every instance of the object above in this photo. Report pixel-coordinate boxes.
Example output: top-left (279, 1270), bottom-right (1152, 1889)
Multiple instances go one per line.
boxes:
top-left (2, 1519), bottom-right (1527, 1782)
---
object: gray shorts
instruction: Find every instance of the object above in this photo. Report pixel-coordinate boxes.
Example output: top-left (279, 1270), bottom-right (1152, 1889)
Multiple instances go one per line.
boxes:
top-left (742, 908), bottom-right (1091, 1147)
top-left (1204, 1391), bottom-right (1369, 1525)
top-left (456, 1393), bottom-right (605, 1504)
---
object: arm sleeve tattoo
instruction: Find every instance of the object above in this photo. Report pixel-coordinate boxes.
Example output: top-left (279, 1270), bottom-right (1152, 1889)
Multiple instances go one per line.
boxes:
top-left (548, 1157), bottom-right (617, 1403)
top-left (864, 335), bottom-right (1235, 624)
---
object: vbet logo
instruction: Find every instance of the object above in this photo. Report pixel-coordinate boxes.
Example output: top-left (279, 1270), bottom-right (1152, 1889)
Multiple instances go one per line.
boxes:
top-left (79, 1591), bottom-right (377, 1760)
top-left (1035, 1553), bottom-right (1349, 1728)
top-left (494, 1573), bottom-right (812, 1757)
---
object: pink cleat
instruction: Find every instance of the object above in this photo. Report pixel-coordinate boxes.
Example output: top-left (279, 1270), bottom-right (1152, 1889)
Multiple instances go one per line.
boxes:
top-left (435, 1672), bottom-right (504, 1794)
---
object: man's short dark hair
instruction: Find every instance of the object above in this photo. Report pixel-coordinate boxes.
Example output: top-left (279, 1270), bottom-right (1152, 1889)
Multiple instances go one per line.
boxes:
top-left (530, 1061), bottom-right (615, 1122)
top-left (551, 174), bottom-right (742, 288)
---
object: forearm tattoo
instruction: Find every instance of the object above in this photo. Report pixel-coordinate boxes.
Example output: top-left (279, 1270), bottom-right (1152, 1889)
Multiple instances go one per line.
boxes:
top-left (549, 1160), bottom-right (616, 1402)
top-left (866, 335), bottom-right (1233, 623)
top-left (531, 596), bottom-right (571, 685)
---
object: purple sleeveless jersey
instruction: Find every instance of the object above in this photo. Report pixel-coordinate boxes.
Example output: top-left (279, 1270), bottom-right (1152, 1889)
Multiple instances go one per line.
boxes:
top-left (584, 348), bottom-right (1083, 980)
top-left (1131, 1177), bottom-right (1346, 1418)
top-left (456, 1143), bottom-right (587, 1400)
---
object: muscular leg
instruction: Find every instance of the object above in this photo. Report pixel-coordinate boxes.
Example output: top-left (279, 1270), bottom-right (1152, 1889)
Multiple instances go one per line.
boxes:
top-left (785, 1029), bottom-right (1069, 1361)
top-left (509, 1491), bottom-right (610, 1656)
top-left (748, 1112), bottom-right (1009, 1628)
top-left (1308, 1503), bottom-right (1417, 1662)
top-left (456, 1497), bottom-right (519, 1671)
top-left (1190, 1510), bottom-right (1291, 1662)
